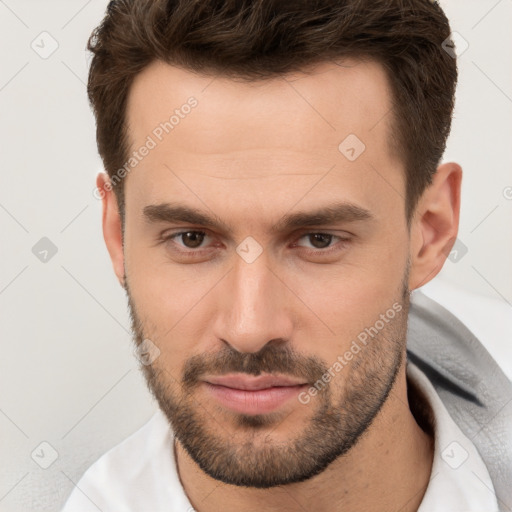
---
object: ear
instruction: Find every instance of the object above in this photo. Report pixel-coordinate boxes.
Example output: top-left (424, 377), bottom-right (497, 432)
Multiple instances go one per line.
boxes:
top-left (408, 162), bottom-right (462, 290)
top-left (97, 172), bottom-right (125, 288)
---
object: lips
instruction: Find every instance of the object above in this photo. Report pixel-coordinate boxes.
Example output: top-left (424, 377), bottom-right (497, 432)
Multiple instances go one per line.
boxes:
top-left (202, 373), bottom-right (309, 415)
top-left (204, 373), bottom-right (307, 390)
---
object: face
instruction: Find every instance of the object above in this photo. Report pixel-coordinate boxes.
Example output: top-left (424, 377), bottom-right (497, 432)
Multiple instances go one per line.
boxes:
top-left (122, 59), bottom-right (412, 487)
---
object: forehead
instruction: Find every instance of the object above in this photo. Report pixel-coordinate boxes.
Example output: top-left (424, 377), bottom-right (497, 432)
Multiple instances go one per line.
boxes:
top-left (126, 58), bottom-right (394, 154)
top-left (123, 58), bottom-right (403, 222)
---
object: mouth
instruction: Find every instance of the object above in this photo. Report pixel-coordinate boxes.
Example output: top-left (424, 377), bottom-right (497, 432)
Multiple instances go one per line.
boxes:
top-left (202, 373), bottom-right (309, 415)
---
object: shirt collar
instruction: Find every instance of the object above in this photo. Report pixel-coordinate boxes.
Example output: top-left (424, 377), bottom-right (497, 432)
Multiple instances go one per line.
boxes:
top-left (407, 360), bottom-right (499, 512)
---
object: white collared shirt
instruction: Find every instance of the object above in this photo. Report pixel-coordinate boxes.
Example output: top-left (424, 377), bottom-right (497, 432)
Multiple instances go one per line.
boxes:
top-left (60, 359), bottom-right (499, 512)
top-left (408, 362), bottom-right (499, 511)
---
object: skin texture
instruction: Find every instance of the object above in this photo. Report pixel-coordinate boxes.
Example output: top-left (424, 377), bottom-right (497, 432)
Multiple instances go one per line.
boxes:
top-left (98, 59), bottom-right (462, 512)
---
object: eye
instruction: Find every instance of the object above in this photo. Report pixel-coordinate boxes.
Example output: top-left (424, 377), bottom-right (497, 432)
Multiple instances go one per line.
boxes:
top-left (164, 230), bottom-right (210, 250)
top-left (294, 233), bottom-right (347, 251)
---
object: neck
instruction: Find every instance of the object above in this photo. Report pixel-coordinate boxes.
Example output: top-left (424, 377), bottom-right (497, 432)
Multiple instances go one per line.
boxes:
top-left (174, 365), bottom-right (434, 512)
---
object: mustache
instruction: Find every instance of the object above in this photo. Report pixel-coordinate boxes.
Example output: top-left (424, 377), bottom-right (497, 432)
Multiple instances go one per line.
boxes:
top-left (182, 342), bottom-right (328, 388)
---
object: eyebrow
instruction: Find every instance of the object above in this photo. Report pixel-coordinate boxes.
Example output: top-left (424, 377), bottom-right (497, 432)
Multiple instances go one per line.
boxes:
top-left (143, 201), bottom-right (374, 234)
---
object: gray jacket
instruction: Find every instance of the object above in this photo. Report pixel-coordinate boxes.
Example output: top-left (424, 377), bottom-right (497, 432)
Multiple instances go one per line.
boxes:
top-left (407, 291), bottom-right (512, 511)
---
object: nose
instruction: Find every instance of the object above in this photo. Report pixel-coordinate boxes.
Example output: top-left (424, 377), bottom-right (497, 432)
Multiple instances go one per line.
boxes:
top-left (212, 251), bottom-right (294, 354)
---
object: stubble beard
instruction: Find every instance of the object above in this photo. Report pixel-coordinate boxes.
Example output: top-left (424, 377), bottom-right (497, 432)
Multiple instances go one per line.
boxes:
top-left (126, 275), bottom-right (411, 488)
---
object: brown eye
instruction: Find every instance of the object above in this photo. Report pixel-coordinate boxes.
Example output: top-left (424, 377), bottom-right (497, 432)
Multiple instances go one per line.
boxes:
top-left (163, 230), bottom-right (209, 250)
top-left (293, 232), bottom-right (352, 259)
top-left (296, 233), bottom-right (336, 249)
top-left (307, 233), bottom-right (333, 249)
top-left (179, 231), bottom-right (206, 248)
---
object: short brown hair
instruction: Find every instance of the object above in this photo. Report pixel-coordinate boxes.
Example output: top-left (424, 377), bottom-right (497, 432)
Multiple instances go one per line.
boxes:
top-left (87, 0), bottom-right (457, 223)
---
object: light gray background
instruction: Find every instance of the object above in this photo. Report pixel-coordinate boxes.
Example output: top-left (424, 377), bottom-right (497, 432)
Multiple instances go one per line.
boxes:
top-left (0, 1), bottom-right (511, 511)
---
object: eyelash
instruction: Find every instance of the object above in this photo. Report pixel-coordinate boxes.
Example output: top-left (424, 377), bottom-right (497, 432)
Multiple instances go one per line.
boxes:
top-left (160, 230), bottom-right (350, 256)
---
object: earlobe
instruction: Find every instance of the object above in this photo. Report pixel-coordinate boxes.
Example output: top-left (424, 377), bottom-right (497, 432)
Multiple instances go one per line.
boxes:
top-left (96, 172), bottom-right (125, 288)
top-left (408, 162), bottom-right (462, 290)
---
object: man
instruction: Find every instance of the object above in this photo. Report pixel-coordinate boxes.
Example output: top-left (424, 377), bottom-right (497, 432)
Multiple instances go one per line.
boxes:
top-left (62, 0), bottom-right (512, 510)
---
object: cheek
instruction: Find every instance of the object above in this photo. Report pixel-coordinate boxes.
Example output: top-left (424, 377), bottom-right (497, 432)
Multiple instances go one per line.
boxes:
top-left (284, 247), bottom-right (407, 328)
top-left (282, 255), bottom-right (407, 368)
top-left (125, 259), bottom-right (205, 369)
top-left (125, 232), bottom-right (195, 319)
